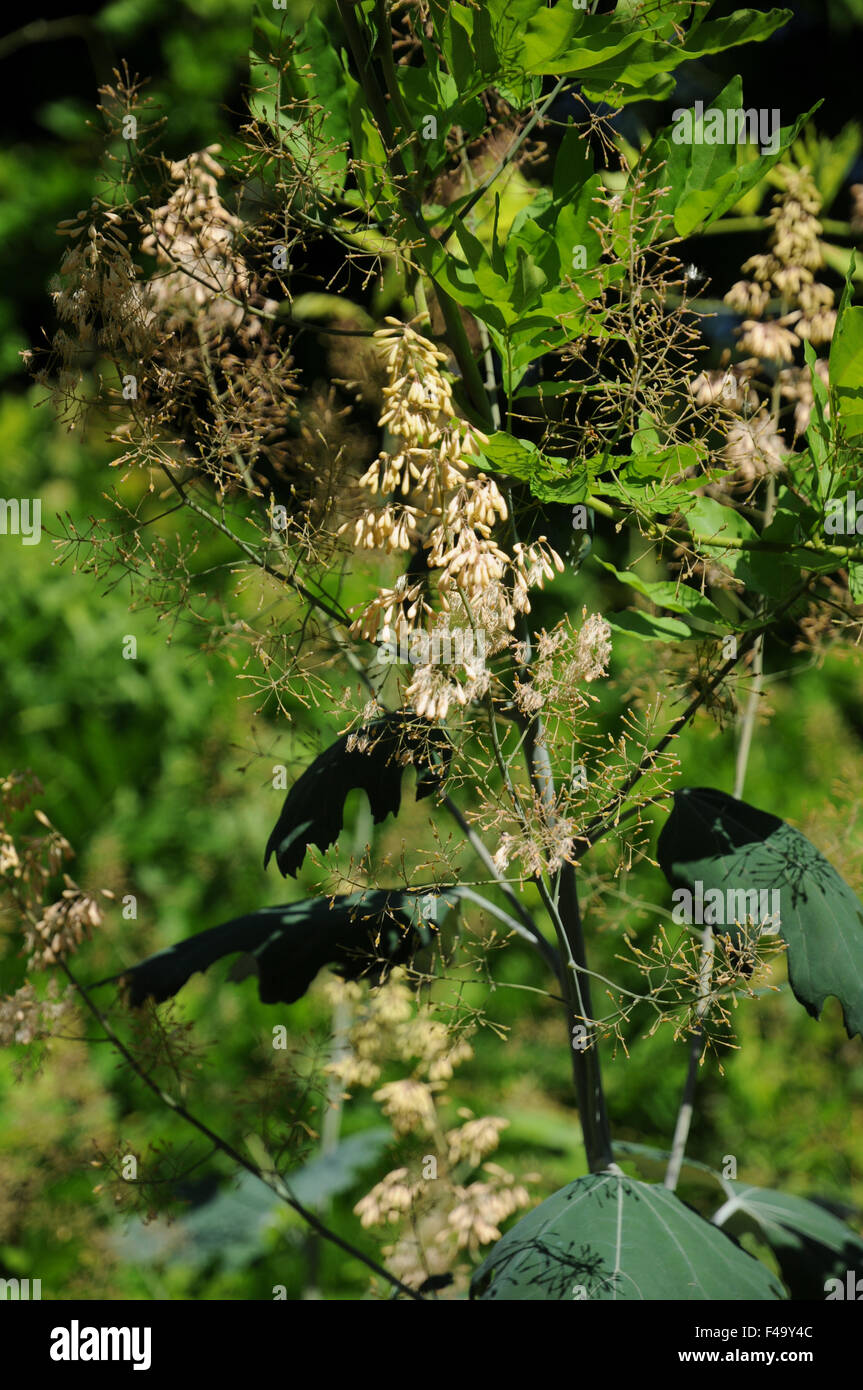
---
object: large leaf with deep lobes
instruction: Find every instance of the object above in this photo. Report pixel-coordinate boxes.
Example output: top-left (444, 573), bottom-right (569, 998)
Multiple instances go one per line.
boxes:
top-left (471, 1173), bottom-right (783, 1301)
top-left (265, 713), bottom-right (452, 877)
top-left (122, 890), bottom-right (451, 1007)
top-left (657, 787), bottom-right (863, 1040)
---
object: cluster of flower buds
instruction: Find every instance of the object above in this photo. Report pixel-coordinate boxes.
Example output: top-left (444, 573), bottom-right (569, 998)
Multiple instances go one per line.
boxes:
top-left (346, 319), bottom-right (568, 719)
top-left (727, 165), bottom-right (836, 352)
top-left (691, 166), bottom-right (837, 482)
top-left (26, 877), bottom-right (104, 969)
top-left (141, 146), bottom-right (258, 331)
top-left (351, 503), bottom-right (420, 553)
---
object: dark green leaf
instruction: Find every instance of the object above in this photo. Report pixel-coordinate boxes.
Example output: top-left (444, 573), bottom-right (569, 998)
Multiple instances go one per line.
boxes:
top-left (574, 8), bottom-right (791, 100)
top-left (613, 1141), bottom-right (723, 1192)
top-left (830, 253), bottom-right (863, 439)
top-left (683, 495), bottom-right (805, 595)
top-left (265, 712), bottom-right (451, 877)
top-left (608, 610), bottom-right (693, 641)
top-left (657, 787), bottom-right (863, 1039)
top-left (471, 1172), bottom-right (784, 1300)
top-left (552, 123), bottom-right (594, 205)
top-left (802, 341), bottom-right (833, 505)
top-left (595, 557), bottom-right (725, 634)
top-left (476, 432), bottom-right (592, 502)
top-left (122, 889), bottom-right (451, 1007)
top-left (714, 1183), bottom-right (863, 1300)
top-left (642, 78), bottom-right (817, 240)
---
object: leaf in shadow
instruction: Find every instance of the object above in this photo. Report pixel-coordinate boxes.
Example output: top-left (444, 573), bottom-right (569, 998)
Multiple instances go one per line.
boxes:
top-left (471, 1173), bottom-right (784, 1301)
top-left (714, 1182), bottom-right (863, 1301)
top-left (123, 889), bottom-right (453, 1007)
top-left (265, 712), bottom-right (451, 877)
top-left (657, 786), bottom-right (863, 1040)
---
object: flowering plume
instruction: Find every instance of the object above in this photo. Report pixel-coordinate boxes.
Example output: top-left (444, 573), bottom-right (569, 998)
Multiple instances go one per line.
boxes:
top-left (141, 146), bottom-right (264, 332)
top-left (699, 164), bottom-right (838, 482)
top-left (346, 318), bottom-right (565, 721)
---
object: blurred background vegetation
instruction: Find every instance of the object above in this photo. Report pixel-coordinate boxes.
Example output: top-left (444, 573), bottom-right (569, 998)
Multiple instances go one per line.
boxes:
top-left (2, 0), bottom-right (863, 1299)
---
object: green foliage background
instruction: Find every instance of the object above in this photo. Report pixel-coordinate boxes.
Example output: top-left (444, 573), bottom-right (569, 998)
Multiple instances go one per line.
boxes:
top-left (2, 0), bottom-right (863, 1299)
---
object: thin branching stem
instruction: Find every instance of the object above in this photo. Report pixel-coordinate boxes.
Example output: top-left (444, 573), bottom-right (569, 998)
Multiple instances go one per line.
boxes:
top-left (60, 960), bottom-right (426, 1299)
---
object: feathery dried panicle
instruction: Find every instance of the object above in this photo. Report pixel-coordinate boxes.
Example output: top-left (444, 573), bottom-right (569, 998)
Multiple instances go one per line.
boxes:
top-left (0, 781), bottom-right (114, 1070)
top-left (616, 920), bottom-right (787, 1066)
top-left (530, 611), bottom-right (612, 699)
top-left (53, 213), bottom-right (155, 355)
top-left (492, 830), bottom-right (545, 878)
top-left (0, 833), bottom-right (21, 876)
top-left (132, 147), bottom-right (310, 501)
top-left (689, 364), bottom-right (758, 413)
top-left (380, 1208), bottom-right (458, 1289)
top-left (347, 990), bottom-right (531, 1289)
top-left (424, 1032), bottom-right (475, 1082)
top-left (0, 786), bottom-right (104, 959)
top-left (38, 205), bottom-right (159, 426)
top-left (572, 612), bottom-right (613, 681)
top-left (324, 967), bottom-right (477, 1098)
top-left (339, 967), bottom-right (533, 1287)
top-left (405, 657), bottom-right (490, 723)
top-left (35, 113), bottom-right (335, 535)
top-left (0, 791), bottom-right (76, 922)
top-left (676, 163), bottom-right (841, 509)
